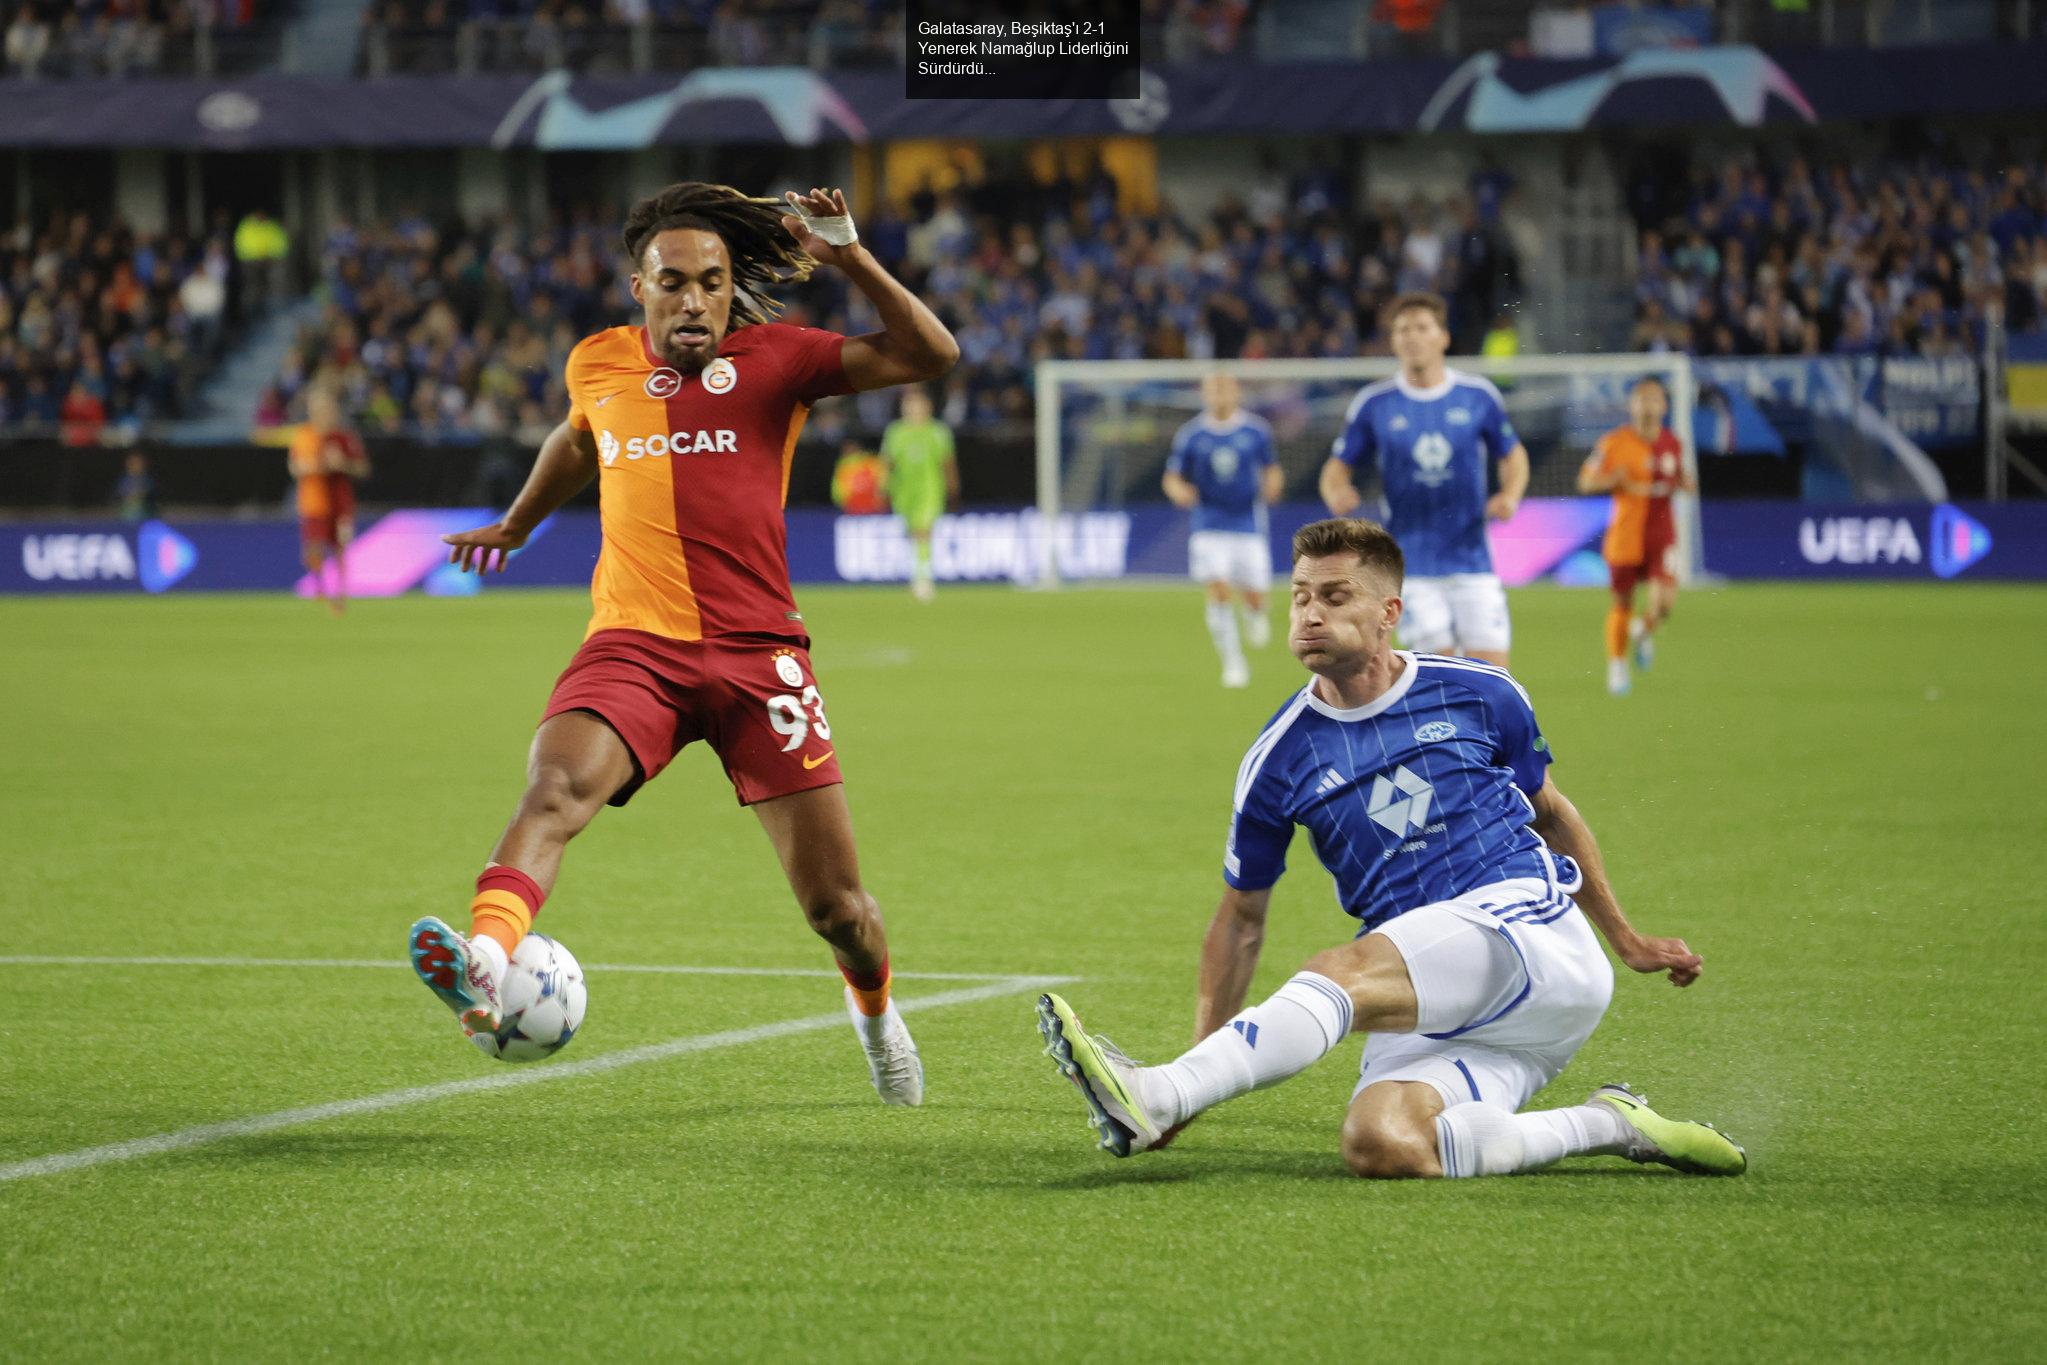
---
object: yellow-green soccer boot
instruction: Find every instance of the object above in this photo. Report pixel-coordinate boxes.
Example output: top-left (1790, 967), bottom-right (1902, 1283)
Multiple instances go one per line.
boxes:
top-left (1590, 1083), bottom-right (1748, 1176)
top-left (1036, 993), bottom-right (1164, 1157)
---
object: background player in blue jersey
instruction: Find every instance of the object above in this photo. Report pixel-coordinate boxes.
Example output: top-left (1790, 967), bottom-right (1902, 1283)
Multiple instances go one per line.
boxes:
top-left (1036, 518), bottom-right (1746, 1180)
top-left (1319, 293), bottom-right (1529, 666)
top-left (1163, 373), bottom-right (1284, 688)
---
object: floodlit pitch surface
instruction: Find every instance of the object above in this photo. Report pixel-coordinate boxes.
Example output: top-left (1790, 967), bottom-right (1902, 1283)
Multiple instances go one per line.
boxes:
top-left (3, 582), bottom-right (2041, 1359)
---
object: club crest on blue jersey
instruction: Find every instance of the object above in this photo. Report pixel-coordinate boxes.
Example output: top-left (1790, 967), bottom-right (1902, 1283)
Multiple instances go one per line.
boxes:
top-left (1225, 654), bottom-right (1574, 933)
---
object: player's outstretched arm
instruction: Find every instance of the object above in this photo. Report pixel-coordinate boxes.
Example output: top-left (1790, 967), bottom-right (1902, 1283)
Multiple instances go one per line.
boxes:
top-left (780, 188), bottom-right (959, 392)
top-left (1487, 443), bottom-right (1530, 520)
top-left (1193, 886), bottom-right (1272, 1042)
top-left (1318, 456), bottom-right (1362, 516)
top-left (1529, 775), bottom-right (1703, 988)
top-left (1260, 463), bottom-right (1285, 505)
top-left (442, 421), bottom-right (599, 573)
top-left (1578, 441), bottom-right (1620, 494)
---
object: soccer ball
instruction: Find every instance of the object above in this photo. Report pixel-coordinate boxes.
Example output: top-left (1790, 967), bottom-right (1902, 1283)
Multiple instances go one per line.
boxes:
top-left (472, 932), bottom-right (587, 1062)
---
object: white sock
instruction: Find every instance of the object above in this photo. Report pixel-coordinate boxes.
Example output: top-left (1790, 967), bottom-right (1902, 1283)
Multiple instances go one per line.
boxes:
top-left (846, 989), bottom-right (896, 1044)
top-left (1435, 1102), bottom-right (1632, 1177)
top-left (469, 933), bottom-right (509, 980)
top-left (1136, 971), bottom-right (1353, 1128)
top-left (1242, 607), bottom-right (1270, 649)
top-left (1205, 601), bottom-right (1244, 669)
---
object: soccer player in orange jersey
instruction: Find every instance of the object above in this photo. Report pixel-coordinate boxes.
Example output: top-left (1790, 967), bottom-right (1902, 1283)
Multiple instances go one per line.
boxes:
top-left (288, 388), bottom-right (370, 616)
top-left (407, 184), bottom-right (957, 1105)
top-left (1577, 376), bottom-right (1695, 696)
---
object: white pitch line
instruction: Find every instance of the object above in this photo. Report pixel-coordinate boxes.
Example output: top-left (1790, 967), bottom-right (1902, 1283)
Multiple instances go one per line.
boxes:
top-left (0, 975), bottom-right (1074, 1186)
top-left (0, 955), bottom-right (1021, 982)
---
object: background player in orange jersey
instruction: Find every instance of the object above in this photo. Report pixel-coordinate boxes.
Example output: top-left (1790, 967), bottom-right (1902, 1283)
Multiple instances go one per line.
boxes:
top-left (287, 388), bottom-right (370, 616)
top-left (1578, 376), bottom-right (1695, 696)
top-left (408, 183), bottom-right (957, 1105)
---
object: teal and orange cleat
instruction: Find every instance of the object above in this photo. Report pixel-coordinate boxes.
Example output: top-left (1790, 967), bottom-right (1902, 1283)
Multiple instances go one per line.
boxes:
top-left (408, 916), bottom-right (503, 1037)
top-left (1590, 1083), bottom-right (1747, 1176)
top-left (1036, 993), bottom-right (1163, 1157)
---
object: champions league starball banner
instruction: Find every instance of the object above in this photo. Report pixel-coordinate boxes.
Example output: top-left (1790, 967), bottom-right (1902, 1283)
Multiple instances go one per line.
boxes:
top-left (5, 501), bottom-right (2045, 596)
top-left (3, 42), bottom-right (2047, 149)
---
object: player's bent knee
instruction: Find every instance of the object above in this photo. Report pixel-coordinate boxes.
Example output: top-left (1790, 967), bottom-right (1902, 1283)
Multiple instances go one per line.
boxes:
top-left (1340, 1115), bottom-right (1439, 1179)
top-left (519, 764), bottom-right (607, 835)
top-left (800, 885), bottom-right (877, 940)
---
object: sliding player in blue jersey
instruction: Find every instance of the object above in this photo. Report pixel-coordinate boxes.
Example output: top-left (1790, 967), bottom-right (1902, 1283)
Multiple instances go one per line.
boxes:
top-left (1320, 292), bottom-right (1528, 666)
top-left (1037, 518), bottom-right (1745, 1180)
top-left (1163, 374), bottom-right (1283, 688)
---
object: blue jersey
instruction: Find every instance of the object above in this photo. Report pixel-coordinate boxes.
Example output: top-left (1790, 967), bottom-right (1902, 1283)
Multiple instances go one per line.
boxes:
top-left (1330, 370), bottom-right (1519, 576)
top-left (1167, 411), bottom-right (1276, 534)
top-left (1224, 653), bottom-right (1580, 933)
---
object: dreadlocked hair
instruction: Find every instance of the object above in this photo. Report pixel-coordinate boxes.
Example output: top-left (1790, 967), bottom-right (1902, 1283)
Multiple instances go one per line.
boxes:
top-left (620, 182), bottom-right (816, 328)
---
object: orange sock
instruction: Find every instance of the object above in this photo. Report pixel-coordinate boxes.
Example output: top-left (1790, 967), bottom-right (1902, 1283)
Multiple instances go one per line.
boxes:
top-left (1604, 604), bottom-right (1631, 661)
top-left (471, 865), bottom-right (544, 957)
top-left (840, 956), bottom-right (891, 1017)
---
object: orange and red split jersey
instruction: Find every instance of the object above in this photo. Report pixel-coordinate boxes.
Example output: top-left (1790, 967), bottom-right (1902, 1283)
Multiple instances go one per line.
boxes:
top-left (566, 323), bottom-right (852, 642)
top-left (288, 424), bottom-right (365, 522)
top-left (1588, 424), bottom-right (1684, 567)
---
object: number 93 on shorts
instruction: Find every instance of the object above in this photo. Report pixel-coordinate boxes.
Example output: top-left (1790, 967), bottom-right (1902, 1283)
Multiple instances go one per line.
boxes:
top-left (541, 629), bottom-right (844, 808)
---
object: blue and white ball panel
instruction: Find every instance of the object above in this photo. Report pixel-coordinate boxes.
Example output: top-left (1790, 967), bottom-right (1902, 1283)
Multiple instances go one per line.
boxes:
top-left (474, 931), bottom-right (589, 1063)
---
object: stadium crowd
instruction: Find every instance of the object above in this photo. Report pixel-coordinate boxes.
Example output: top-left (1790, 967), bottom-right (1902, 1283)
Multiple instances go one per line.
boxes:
top-left (2, 0), bottom-right (266, 77)
top-left (0, 214), bottom-right (234, 442)
top-left (358, 0), bottom-right (901, 72)
top-left (357, 0), bottom-right (1265, 74)
top-left (1628, 154), bottom-right (2047, 359)
top-left (263, 164), bottom-right (1521, 439)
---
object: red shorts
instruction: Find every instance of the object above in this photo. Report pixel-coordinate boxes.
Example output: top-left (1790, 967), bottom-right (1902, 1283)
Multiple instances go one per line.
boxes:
top-left (300, 515), bottom-right (352, 547)
top-left (1608, 530), bottom-right (1678, 599)
top-left (301, 482), bottom-right (356, 548)
top-left (542, 628), bottom-right (844, 808)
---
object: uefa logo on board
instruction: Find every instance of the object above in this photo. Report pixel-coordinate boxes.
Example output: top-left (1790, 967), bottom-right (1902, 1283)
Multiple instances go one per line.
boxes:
top-left (645, 368), bottom-right (683, 399)
top-left (702, 358), bottom-right (738, 395)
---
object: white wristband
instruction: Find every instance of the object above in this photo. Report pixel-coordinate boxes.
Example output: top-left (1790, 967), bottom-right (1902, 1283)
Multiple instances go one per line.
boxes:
top-left (794, 205), bottom-right (859, 248)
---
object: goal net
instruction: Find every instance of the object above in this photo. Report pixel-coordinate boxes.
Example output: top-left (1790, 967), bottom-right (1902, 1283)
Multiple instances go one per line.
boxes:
top-left (1030, 353), bottom-right (1703, 588)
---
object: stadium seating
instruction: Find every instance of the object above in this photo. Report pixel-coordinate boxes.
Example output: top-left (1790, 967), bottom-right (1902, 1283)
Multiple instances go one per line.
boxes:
top-left (1629, 155), bottom-right (2047, 359)
top-left (357, 0), bottom-right (902, 74)
top-left (0, 215), bottom-right (237, 440)
top-left (263, 170), bottom-right (1522, 437)
top-left (1, 0), bottom-right (274, 78)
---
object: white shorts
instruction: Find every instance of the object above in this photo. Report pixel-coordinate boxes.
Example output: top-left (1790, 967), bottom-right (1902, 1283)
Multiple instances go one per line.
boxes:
top-left (1352, 878), bottom-right (1615, 1113)
top-left (1400, 573), bottom-right (1511, 655)
top-left (1189, 531), bottom-right (1272, 592)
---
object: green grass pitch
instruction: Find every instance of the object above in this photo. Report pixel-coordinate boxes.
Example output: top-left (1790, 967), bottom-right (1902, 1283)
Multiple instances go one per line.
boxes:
top-left (2, 580), bottom-right (2043, 1360)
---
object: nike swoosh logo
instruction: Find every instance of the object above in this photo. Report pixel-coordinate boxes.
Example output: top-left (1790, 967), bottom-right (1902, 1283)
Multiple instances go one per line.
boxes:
top-left (593, 393), bottom-right (620, 407)
top-left (802, 750), bottom-right (835, 770)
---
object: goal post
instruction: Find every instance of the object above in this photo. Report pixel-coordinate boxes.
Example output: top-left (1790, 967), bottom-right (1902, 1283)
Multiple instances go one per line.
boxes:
top-left (1032, 353), bottom-right (1703, 589)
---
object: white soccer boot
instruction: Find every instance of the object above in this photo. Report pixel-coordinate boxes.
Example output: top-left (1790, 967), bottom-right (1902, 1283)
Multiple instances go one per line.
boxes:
top-left (1222, 659), bottom-right (1252, 689)
top-left (848, 989), bottom-right (924, 1106)
top-left (1606, 658), bottom-right (1631, 697)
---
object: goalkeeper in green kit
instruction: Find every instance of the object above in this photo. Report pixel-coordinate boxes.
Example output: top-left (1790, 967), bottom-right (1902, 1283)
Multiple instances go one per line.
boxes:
top-left (881, 386), bottom-right (959, 601)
